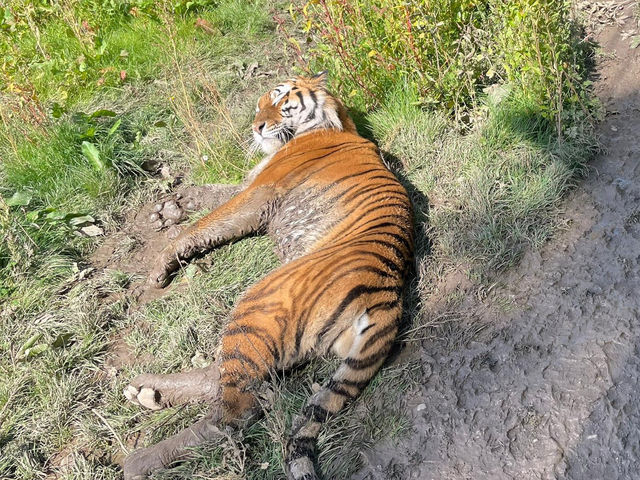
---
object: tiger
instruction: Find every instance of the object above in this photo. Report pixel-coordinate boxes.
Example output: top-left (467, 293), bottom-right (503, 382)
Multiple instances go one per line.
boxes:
top-left (123, 72), bottom-right (414, 480)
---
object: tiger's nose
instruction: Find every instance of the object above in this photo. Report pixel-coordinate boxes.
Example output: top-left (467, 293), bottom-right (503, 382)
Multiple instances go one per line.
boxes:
top-left (254, 122), bottom-right (266, 134)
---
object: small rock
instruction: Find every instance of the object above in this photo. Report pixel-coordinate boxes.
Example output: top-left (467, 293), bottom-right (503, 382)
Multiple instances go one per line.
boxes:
top-left (311, 382), bottom-right (322, 393)
top-left (164, 218), bottom-right (175, 227)
top-left (416, 403), bottom-right (427, 412)
top-left (163, 204), bottom-right (182, 220)
top-left (160, 165), bottom-right (171, 179)
top-left (149, 212), bottom-right (160, 222)
top-left (154, 203), bottom-right (163, 212)
top-left (611, 125), bottom-right (618, 132)
top-left (191, 351), bottom-right (210, 369)
top-left (613, 177), bottom-right (630, 192)
top-left (186, 200), bottom-right (196, 210)
top-left (152, 219), bottom-right (163, 231)
top-left (80, 225), bottom-right (104, 237)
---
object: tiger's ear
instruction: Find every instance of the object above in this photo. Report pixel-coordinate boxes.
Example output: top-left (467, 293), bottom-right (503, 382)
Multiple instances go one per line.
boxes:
top-left (310, 71), bottom-right (328, 86)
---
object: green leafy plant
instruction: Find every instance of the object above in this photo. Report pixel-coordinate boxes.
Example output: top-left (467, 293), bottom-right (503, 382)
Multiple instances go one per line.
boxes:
top-left (292, 0), bottom-right (592, 129)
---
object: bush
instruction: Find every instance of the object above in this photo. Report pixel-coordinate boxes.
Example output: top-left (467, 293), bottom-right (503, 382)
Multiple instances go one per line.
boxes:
top-left (293, 0), bottom-right (590, 124)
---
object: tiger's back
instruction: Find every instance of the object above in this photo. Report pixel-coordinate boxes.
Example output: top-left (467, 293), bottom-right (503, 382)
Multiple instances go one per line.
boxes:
top-left (253, 130), bottom-right (412, 264)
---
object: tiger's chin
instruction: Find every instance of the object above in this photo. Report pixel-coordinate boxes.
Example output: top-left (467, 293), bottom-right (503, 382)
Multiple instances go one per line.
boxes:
top-left (254, 133), bottom-right (285, 155)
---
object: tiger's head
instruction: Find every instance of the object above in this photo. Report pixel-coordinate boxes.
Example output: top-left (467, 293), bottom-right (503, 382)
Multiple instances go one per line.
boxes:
top-left (252, 72), bottom-right (357, 154)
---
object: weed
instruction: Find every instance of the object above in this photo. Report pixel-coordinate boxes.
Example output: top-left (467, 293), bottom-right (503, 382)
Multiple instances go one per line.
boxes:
top-left (369, 84), bottom-right (598, 284)
top-left (292, 0), bottom-right (592, 130)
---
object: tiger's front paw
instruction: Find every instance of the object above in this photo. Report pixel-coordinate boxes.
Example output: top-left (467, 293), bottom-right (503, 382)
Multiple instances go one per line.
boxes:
top-left (147, 248), bottom-right (180, 288)
top-left (147, 262), bottom-right (171, 289)
top-left (148, 193), bottom-right (197, 232)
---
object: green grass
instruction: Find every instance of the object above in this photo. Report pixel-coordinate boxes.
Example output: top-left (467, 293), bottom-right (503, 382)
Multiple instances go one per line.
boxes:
top-left (368, 84), bottom-right (598, 283)
top-left (0, 0), bottom-right (600, 479)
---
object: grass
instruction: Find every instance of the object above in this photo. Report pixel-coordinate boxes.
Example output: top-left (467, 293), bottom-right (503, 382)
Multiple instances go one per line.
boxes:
top-left (368, 84), bottom-right (598, 285)
top-left (0, 0), bottom-right (600, 479)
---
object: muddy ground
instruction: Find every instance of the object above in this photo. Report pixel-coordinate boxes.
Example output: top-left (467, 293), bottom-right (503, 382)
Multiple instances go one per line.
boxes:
top-left (352, 6), bottom-right (640, 480)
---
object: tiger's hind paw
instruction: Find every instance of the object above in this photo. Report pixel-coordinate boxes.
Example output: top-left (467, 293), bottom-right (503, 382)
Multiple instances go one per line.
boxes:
top-left (124, 373), bottom-right (178, 410)
top-left (124, 383), bottom-right (166, 411)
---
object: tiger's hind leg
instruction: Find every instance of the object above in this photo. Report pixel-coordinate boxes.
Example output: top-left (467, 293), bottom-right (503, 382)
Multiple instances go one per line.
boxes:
top-left (124, 364), bottom-right (222, 411)
top-left (285, 307), bottom-right (400, 480)
top-left (123, 307), bottom-right (284, 479)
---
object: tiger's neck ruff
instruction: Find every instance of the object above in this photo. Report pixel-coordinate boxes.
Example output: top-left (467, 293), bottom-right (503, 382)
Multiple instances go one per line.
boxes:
top-left (123, 74), bottom-right (414, 480)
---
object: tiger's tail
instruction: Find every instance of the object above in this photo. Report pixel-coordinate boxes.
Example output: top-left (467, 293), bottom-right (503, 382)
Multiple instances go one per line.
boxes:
top-left (285, 305), bottom-right (401, 479)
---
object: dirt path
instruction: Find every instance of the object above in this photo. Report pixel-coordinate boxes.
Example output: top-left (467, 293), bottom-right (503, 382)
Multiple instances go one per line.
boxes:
top-left (353, 6), bottom-right (640, 480)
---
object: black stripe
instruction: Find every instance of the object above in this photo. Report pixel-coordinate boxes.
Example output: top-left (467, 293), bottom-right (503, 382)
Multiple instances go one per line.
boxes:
top-left (329, 200), bottom-right (411, 242)
top-left (224, 325), bottom-right (281, 364)
top-left (231, 301), bottom-right (284, 321)
top-left (368, 299), bottom-right (401, 314)
top-left (340, 378), bottom-right (370, 390)
top-left (221, 351), bottom-right (262, 374)
top-left (344, 348), bottom-right (390, 370)
top-left (343, 238), bottom-right (408, 266)
top-left (327, 379), bottom-right (357, 399)
top-left (357, 226), bottom-right (413, 251)
top-left (304, 404), bottom-right (331, 423)
top-left (316, 284), bottom-right (398, 339)
top-left (361, 322), bottom-right (398, 352)
top-left (295, 90), bottom-right (306, 110)
top-left (287, 436), bottom-right (316, 462)
top-left (359, 323), bottom-right (376, 335)
top-left (342, 183), bottom-right (406, 205)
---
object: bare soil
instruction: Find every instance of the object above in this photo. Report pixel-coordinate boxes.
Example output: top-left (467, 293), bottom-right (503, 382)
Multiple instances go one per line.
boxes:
top-left (352, 6), bottom-right (640, 480)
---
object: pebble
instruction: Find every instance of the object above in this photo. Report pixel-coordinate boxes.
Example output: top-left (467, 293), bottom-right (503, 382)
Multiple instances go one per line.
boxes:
top-left (164, 218), bottom-right (175, 227)
top-left (152, 219), bottom-right (163, 230)
top-left (149, 212), bottom-right (160, 222)
top-left (613, 177), bottom-right (630, 192)
top-left (186, 200), bottom-right (196, 210)
top-left (154, 203), bottom-right (163, 212)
